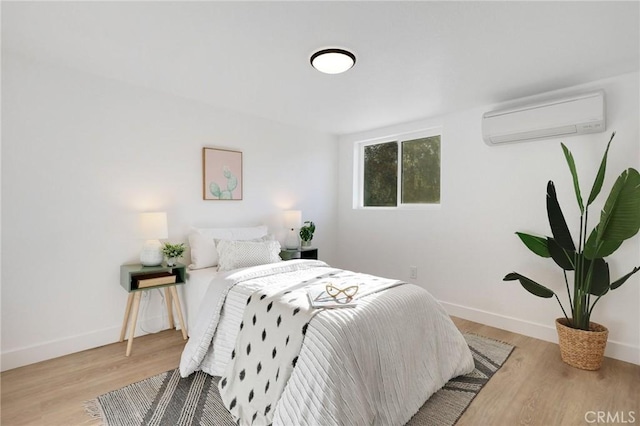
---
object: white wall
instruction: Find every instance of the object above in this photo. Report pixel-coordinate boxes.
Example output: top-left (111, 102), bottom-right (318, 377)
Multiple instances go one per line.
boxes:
top-left (3, 51), bottom-right (638, 371)
top-left (1, 53), bottom-right (339, 370)
top-left (337, 72), bottom-right (640, 365)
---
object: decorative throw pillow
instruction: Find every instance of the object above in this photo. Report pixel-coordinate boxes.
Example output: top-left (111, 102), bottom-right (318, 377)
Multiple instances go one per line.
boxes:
top-left (188, 226), bottom-right (268, 269)
top-left (217, 240), bottom-right (282, 272)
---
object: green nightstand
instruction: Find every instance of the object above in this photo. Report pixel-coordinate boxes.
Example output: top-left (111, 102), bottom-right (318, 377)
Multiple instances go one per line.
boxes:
top-left (119, 263), bottom-right (187, 356)
top-left (280, 247), bottom-right (318, 261)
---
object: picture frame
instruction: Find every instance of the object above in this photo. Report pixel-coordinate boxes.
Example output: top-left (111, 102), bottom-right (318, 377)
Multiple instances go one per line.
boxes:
top-left (202, 147), bottom-right (243, 200)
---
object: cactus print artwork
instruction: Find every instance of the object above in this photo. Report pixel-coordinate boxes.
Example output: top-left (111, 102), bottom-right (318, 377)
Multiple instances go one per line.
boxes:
top-left (203, 148), bottom-right (243, 200)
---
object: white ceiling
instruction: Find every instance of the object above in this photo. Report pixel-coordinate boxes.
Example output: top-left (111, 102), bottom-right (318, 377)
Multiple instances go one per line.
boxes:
top-left (3, 1), bottom-right (639, 135)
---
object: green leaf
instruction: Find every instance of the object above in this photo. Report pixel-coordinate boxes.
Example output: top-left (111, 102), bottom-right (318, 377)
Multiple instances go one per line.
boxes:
top-left (584, 225), bottom-right (623, 259)
top-left (547, 237), bottom-right (575, 270)
top-left (220, 190), bottom-right (232, 199)
top-left (588, 258), bottom-right (610, 296)
top-left (586, 132), bottom-right (615, 206)
top-left (561, 143), bottom-right (584, 213)
top-left (610, 266), bottom-right (640, 290)
top-left (546, 181), bottom-right (576, 252)
top-left (209, 182), bottom-right (221, 197)
top-left (596, 168), bottom-right (640, 242)
top-left (516, 232), bottom-right (551, 258)
top-left (503, 272), bottom-right (555, 298)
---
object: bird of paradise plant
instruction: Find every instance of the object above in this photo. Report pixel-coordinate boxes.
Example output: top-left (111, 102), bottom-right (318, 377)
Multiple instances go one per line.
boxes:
top-left (504, 132), bottom-right (640, 331)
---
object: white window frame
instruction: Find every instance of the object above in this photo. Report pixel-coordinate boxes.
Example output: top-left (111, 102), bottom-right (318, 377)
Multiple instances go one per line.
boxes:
top-left (353, 127), bottom-right (442, 210)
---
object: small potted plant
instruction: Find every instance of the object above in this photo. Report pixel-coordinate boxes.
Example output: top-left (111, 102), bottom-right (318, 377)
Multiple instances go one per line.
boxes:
top-left (299, 221), bottom-right (316, 247)
top-left (162, 242), bottom-right (186, 266)
top-left (504, 132), bottom-right (640, 370)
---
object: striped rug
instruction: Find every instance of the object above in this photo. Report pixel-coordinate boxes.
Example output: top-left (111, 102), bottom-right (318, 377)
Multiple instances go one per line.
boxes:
top-left (86, 334), bottom-right (513, 425)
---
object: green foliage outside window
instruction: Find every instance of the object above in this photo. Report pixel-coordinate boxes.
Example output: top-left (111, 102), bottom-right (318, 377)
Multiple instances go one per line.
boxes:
top-left (364, 142), bottom-right (398, 206)
top-left (362, 135), bottom-right (441, 207)
top-left (402, 136), bottom-right (441, 204)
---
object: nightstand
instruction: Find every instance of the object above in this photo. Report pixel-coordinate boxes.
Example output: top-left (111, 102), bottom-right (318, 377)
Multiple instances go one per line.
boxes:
top-left (119, 263), bottom-right (188, 356)
top-left (280, 247), bottom-right (318, 260)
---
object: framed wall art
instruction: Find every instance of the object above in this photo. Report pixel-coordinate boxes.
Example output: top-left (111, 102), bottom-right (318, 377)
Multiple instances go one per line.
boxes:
top-left (202, 147), bottom-right (243, 200)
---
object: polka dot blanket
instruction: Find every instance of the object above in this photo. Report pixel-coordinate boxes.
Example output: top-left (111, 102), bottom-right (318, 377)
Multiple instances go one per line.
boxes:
top-left (218, 269), bottom-right (403, 425)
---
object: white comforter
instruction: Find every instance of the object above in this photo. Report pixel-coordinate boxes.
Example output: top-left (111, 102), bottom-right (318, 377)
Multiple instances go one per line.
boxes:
top-left (180, 260), bottom-right (474, 426)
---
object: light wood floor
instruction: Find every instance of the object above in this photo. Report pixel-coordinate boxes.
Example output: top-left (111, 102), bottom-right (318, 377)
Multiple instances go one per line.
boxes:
top-left (1, 317), bottom-right (638, 425)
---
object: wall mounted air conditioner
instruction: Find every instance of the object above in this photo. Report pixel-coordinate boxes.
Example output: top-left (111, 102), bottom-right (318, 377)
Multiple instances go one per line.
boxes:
top-left (482, 90), bottom-right (605, 145)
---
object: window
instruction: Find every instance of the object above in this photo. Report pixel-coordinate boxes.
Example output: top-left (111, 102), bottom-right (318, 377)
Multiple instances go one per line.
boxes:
top-left (357, 130), bottom-right (441, 208)
top-left (363, 141), bottom-right (398, 207)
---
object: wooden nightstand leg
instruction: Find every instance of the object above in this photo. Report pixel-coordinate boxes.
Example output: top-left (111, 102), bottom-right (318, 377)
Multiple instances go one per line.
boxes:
top-left (126, 292), bottom-right (142, 356)
top-left (120, 293), bottom-right (134, 342)
top-left (165, 287), bottom-right (174, 329)
top-left (169, 286), bottom-right (188, 340)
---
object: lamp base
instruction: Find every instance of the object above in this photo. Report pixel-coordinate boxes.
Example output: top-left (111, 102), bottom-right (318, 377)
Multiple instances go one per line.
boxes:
top-left (284, 229), bottom-right (299, 250)
top-left (140, 239), bottom-right (163, 266)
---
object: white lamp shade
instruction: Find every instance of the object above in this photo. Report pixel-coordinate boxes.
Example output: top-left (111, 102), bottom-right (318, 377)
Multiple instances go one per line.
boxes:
top-left (138, 212), bottom-right (168, 240)
top-left (283, 210), bottom-right (302, 230)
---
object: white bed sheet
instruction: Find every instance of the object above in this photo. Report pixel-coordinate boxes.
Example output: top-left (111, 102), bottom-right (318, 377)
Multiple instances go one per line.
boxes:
top-left (183, 267), bottom-right (219, 335)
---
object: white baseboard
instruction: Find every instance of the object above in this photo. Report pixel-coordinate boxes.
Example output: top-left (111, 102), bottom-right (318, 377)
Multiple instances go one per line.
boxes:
top-left (440, 300), bottom-right (640, 366)
top-left (3, 299), bottom-right (637, 371)
top-left (0, 315), bottom-right (180, 372)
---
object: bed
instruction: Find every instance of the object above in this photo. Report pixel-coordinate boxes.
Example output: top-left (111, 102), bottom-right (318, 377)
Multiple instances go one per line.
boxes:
top-left (179, 226), bottom-right (474, 426)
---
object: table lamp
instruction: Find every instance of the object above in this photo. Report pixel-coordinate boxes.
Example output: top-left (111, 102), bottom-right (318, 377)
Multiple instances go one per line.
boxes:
top-left (283, 210), bottom-right (301, 249)
top-left (139, 212), bottom-right (168, 266)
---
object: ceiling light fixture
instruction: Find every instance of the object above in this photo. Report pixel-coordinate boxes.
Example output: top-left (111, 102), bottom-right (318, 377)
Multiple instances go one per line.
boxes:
top-left (310, 48), bottom-right (356, 74)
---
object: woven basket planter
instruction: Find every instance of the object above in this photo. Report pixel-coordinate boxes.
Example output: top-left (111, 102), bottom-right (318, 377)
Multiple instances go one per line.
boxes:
top-left (555, 318), bottom-right (608, 370)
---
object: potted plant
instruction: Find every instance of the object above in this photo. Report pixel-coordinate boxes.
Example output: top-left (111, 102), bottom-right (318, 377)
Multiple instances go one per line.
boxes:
top-left (162, 242), bottom-right (186, 267)
top-left (299, 221), bottom-right (316, 247)
top-left (504, 132), bottom-right (640, 370)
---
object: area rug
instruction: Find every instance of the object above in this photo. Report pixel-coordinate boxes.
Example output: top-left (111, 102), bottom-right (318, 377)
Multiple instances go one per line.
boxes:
top-left (86, 333), bottom-right (513, 426)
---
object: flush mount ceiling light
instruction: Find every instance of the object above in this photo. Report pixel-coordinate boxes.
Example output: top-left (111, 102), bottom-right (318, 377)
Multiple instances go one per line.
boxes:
top-left (310, 48), bottom-right (356, 74)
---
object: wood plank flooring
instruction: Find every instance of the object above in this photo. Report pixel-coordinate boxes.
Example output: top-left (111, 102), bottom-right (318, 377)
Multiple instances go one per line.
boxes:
top-left (1, 317), bottom-right (638, 425)
top-left (452, 318), bottom-right (639, 426)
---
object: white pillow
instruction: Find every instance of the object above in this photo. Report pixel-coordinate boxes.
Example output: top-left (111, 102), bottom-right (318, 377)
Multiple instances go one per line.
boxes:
top-left (188, 225), bottom-right (268, 269)
top-left (217, 240), bottom-right (282, 272)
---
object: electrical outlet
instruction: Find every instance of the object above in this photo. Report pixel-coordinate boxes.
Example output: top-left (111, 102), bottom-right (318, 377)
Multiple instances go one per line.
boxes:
top-left (409, 266), bottom-right (418, 279)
